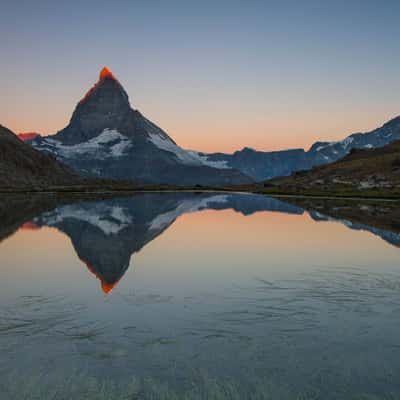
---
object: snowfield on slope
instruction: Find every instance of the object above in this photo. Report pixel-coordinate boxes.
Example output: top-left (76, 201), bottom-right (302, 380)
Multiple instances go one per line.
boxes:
top-left (149, 195), bottom-right (229, 231)
top-left (34, 203), bottom-right (133, 235)
top-left (147, 132), bottom-right (229, 168)
top-left (33, 129), bottom-right (132, 159)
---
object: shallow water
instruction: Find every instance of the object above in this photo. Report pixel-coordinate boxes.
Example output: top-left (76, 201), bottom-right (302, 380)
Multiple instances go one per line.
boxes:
top-left (0, 193), bottom-right (400, 399)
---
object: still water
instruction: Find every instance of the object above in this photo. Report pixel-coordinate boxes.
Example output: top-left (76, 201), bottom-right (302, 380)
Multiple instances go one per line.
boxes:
top-left (0, 192), bottom-right (400, 399)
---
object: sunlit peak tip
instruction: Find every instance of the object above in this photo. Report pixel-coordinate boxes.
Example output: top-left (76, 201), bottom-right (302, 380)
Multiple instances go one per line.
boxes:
top-left (101, 281), bottom-right (116, 295)
top-left (99, 66), bottom-right (117, 81)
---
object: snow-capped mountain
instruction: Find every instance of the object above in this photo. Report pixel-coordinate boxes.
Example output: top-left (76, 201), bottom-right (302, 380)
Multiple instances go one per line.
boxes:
top-left (200, 116), bottom-right (400, 181)
top-left (307, 116), bottom-right (400, 162)
top-left (30, 67), bottom-right (251, 186)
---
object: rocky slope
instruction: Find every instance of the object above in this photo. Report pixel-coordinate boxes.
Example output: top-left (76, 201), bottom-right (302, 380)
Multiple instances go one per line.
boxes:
top-left (0, 125), bottom-right (87, 189)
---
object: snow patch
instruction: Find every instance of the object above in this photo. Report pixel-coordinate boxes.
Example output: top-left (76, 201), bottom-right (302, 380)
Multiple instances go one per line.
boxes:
top-left (315, 144), bottom-right (330, 152)
top-left (147, 133), bottom-right (203, 165)
top-left (35, 204), bottom-right (133, 235)
top-left (33, 129), bottom-right (132, 159)
top-left (147, 133), bottom-right (230, 169)
top-left (315, 136), bottom-right (355, 153)
top-left (149, 195), bottom-right (228, 231)
top-left (311, 211), bottom-right (353, 227)
top-left (187, 151), bottom-right (229, 169)
top-left (340, 137), bottom-right (354, 148)
top-left (359, 180), bottom-right (375, 189)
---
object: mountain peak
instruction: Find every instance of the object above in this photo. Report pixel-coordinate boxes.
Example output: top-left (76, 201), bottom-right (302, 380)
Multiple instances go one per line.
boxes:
top-left (99, 66), bottom-right (117, 81)
top-left (79, 66), bottom-right (123, 105)
top-left (101, 280), bottom-right (118, 294)
top-left (80, 257), bottom-right (121, 295)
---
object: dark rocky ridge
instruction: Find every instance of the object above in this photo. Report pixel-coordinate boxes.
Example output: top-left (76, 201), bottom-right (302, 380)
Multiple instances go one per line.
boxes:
top-left (0, 125), bottom-right (85, 189)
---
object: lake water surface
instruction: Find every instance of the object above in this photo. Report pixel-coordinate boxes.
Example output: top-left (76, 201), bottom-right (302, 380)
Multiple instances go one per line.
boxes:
top-left (0, 193), bottom-right (400, 399)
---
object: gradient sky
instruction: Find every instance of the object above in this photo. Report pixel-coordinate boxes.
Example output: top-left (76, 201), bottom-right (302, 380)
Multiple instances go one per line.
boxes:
top-left (2, 0), bottom-right (400, 152)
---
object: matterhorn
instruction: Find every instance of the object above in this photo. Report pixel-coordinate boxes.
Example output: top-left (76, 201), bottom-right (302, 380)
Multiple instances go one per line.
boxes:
top-left (30, 67), bottom-right (251, 185)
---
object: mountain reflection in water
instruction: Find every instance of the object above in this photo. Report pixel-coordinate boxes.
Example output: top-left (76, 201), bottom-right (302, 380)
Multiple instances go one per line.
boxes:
top-left (3, 192), bottom-right (399, 293)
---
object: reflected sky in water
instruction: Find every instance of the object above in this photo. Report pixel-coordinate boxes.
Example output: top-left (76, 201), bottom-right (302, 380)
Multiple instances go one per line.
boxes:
top-left (0, 193), bottom-right (400, 399)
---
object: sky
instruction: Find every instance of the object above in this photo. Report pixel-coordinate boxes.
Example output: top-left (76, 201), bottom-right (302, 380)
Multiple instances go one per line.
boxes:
top-left (1, 0), bottom-right (400, 153)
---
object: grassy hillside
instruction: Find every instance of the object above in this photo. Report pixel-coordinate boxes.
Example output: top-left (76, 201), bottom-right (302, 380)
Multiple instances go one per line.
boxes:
top-left (257, 140), bottom-right (400, 198)
top-left (0, 125), bottom-right (85, 188)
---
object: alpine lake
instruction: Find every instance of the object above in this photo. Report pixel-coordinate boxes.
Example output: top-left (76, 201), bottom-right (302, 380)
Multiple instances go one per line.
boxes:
top-left (0, 192), bottom-right (400, 400)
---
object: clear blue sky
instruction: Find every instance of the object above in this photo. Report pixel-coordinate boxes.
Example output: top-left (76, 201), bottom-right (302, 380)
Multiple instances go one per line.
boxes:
top-left (2, 0), bottom-right (400, 152)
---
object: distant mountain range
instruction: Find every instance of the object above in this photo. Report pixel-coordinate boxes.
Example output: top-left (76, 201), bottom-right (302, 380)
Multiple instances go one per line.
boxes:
top-left (196, 116), bottom-right (400, 181)
top-left (262, 139), bottom-right (400, 197)
top-left (29, 67), bottom-right (251, 186)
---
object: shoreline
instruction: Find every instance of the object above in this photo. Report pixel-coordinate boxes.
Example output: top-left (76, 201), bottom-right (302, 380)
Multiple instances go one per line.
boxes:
top-left (0, 186), bottom-right (400, 203)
